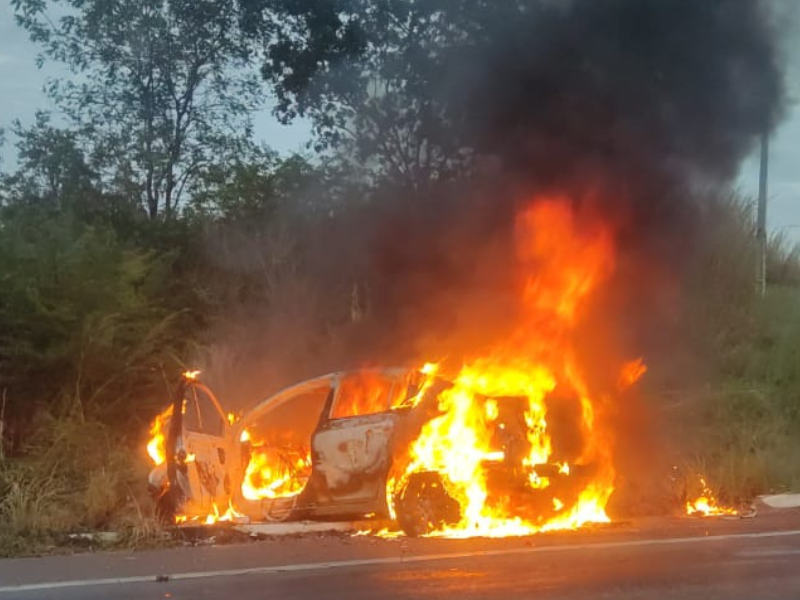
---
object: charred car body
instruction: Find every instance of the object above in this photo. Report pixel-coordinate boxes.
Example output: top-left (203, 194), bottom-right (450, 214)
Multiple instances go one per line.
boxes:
top-left (148, 368), bottom-right (589, 536)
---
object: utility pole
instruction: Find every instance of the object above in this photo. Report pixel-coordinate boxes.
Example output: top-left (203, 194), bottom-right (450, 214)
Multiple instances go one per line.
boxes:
top-left (756, 127), bottom-right (769, 297)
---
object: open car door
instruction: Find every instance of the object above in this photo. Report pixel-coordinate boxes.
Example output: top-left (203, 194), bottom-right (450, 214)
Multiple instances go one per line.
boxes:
top-left (161, 374), bottom-right (237, 523)
top-left (231, 377), bottom-right (336, 523)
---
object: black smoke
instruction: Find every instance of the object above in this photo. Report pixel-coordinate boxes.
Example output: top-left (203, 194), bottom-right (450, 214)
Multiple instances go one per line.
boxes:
top-left (346, 0), bottom-right (789, 362)
top-left (460, 0), bottom-right (785, 185)
top-left (204, 0), bottom-right (788, 410)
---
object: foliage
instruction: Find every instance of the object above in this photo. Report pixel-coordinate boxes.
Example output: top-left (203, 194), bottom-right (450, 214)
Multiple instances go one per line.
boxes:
top-left (241, 0), bottom-right (516, 188)
top-left (663, 194), bottom-right (800, 503)
top-left (183, 147), bottom-right (326, 223)
top-left (1, 113), bottom-right (108, 217)
top-left (0, 411), bottom-right (164, 556)
top-left (12, 0), bottom-right (263, 219)
top-left (0, 198), bottom-right (197, 555)
top-left (0, 461), bottom-right (66, 555)
top-left (0, 204), bottom-right (194, 446)
top-left (766, 231), bottom-right (800, 286)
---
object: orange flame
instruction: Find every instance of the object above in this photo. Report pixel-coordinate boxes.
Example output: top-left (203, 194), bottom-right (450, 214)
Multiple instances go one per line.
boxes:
top-left (203, 500), bottom-right (245, 525)
top-left (686, 477), bottom-right (737, 517)
top-left (146, 195), bottom-right (647, 537)
top-left (146, 405), bottom-right (173, 466)
top-left (618, 358), bottom-right (648, 390)
top-left (331, 370), bottom-right (397, 418)
top-left (147, 371), bottom-right (196, 467)
top-left (240, 430), bottom-right (312, 501)
top-left (392, 196), bottom-right (639, 537)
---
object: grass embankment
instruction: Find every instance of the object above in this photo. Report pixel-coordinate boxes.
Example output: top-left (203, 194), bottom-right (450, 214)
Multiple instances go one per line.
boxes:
top-left (0, 416), bottom-right (166, 557)
top-left (673, 285), bottom-right (800, 504)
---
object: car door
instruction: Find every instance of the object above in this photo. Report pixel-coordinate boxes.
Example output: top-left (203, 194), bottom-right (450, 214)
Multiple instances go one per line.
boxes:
top-left (232, 379), bottom-right (335, 522)
top-left (170, 380), bottom-right (236, 521)
top-left (309, 371), bottom-right (406, 512)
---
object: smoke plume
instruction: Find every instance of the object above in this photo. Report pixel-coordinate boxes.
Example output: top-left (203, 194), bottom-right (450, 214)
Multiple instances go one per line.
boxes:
top-left (352, 0), bottom-right (788, 362)
top-left (204, 0), bottom-right (788, 415)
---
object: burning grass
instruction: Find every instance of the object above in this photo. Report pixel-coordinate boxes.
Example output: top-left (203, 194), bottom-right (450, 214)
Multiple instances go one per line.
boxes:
top-left (684, 476), bottom-right (738, 517)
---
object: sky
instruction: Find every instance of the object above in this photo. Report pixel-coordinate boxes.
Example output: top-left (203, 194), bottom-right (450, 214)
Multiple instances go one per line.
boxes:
top-left (0, 3), bottom-right (312, 161)
top-left (1, 3), bottom-right (799, 238)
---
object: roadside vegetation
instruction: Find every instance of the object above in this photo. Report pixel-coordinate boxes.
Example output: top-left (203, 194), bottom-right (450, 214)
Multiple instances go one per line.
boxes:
top-left (0, 0), bottom-right (795, 555)
top-left (658, 196), bottom-right (800, 506)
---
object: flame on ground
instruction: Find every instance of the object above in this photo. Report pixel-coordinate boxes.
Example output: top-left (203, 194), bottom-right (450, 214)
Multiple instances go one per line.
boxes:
top-left (177, 500), bottom-right (244, 526)
top-left (686, 477), bottom-right (737, 517)
top-left (205, 500), bottom-right (245, 525)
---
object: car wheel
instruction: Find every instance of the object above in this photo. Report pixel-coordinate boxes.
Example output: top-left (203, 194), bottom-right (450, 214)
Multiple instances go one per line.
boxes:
top-left (264, 496), bottom-right (298, 522)
top-left (394, 471), bottom-right (461, 537)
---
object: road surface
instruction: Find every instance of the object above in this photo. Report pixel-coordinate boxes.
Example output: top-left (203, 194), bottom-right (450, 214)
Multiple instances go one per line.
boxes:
top-left (1, 511), bottom-right (799, 599)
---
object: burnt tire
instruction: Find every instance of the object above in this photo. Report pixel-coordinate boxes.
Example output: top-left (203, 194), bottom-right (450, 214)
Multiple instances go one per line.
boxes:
top-left (394, 472), bottom-right (461, 537)
top-left (264, 496), bottom-right (297, 522)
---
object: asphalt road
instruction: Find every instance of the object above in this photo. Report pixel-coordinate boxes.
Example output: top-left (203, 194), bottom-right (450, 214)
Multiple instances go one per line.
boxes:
top-left (2, 512), bottom-right (799, 600)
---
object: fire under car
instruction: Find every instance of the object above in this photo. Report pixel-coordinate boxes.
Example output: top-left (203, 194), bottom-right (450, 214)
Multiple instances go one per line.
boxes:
top-left (147, 368), bottom-right (594, 536)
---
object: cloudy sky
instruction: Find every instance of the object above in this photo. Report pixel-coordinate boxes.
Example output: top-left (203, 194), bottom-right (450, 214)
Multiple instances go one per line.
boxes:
top-left (1, 3), bottom-right (798, 237)
top-left (0, 3), bottom-right (312, 162)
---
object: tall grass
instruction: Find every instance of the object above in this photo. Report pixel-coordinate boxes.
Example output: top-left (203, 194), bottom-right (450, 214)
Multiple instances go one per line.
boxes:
top-left (0, 462), bottom-right (68, 556)
top-left (0, 410), bottom-right (163, 556)
top-left (664, 193), bottom-right (800, 504)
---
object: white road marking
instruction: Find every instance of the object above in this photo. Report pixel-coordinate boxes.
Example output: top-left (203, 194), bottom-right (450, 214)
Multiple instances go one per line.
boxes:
top-left (2, 529), bottom-right (800, 593)
top-left (736, 547), bottom-right (800, 557)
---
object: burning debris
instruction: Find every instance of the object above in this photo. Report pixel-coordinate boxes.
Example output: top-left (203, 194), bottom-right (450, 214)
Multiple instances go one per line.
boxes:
top-left (685, 477), bottom-right (738, 518)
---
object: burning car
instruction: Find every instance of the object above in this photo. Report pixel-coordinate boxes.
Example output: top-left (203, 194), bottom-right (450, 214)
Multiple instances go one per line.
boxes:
top-left (148, 365), bottom-right (603, 536)
top-left (148, 200), bottom-right (648, 537)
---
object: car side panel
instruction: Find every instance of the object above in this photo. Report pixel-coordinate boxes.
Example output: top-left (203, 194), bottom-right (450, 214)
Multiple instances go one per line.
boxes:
top-left (309, 412), bottom-right (396, 506)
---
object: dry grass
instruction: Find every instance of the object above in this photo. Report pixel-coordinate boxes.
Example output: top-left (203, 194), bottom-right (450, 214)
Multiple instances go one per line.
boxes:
top-left (664, 194), bottom-right (800, 504)
top-left (661, 383), bottom-right (800, 508)
top-left (0, 462), bottom-right (70, 556)
top-left (0, 410), bottom-right (172, 556)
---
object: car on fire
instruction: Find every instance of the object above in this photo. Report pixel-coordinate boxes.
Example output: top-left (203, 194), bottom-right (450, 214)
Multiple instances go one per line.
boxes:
top-left (148, 368), bottom-right (589, 536)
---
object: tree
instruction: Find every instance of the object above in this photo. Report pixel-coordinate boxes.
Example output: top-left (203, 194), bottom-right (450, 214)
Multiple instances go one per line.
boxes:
top-left (0, 203), bottom-right (195, 444)
top-left (243, 0), bottom-right (785, 196)
top-left (241, 0), bottom-right (501, 191)
top-left (2, 112), bottom-right (96, 206)
top-left (0, 113), bottom-right (149, 233)
top-left (13, 0), bottom-right (263, 219)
